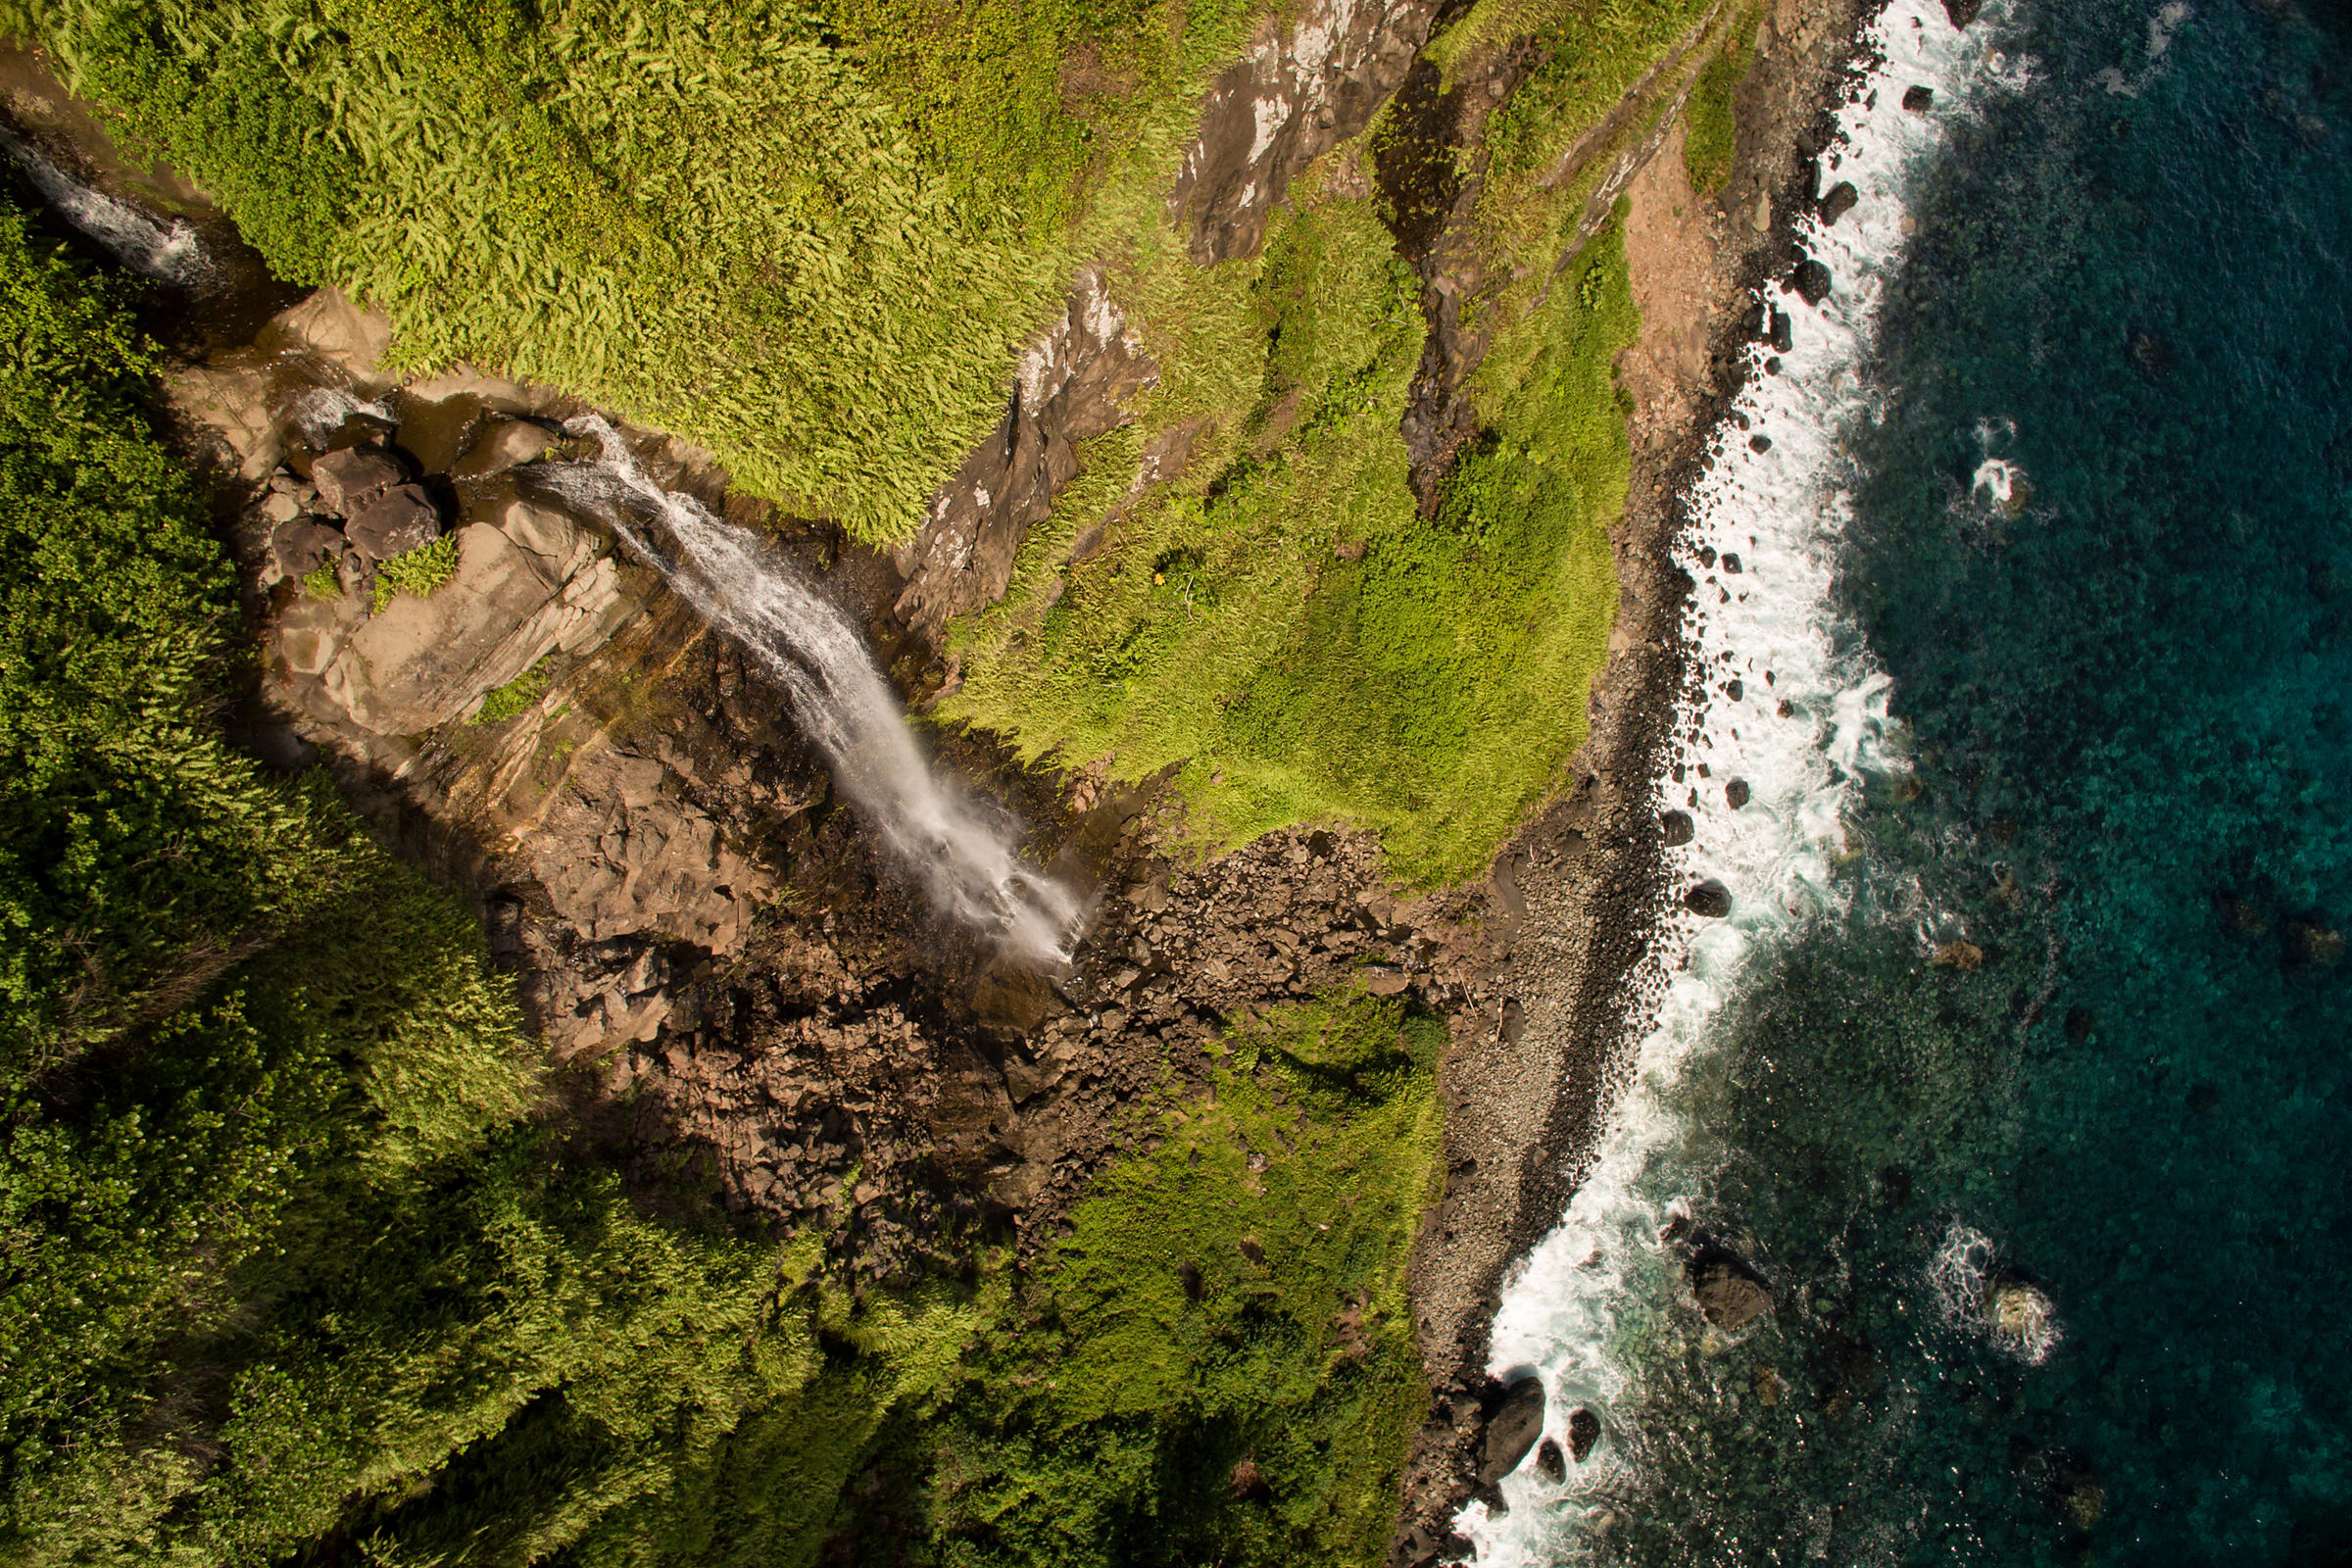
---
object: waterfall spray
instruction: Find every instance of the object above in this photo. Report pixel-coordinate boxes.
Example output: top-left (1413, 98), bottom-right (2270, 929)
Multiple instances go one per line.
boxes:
top-left (541, 417), bottom-right (1086, 966)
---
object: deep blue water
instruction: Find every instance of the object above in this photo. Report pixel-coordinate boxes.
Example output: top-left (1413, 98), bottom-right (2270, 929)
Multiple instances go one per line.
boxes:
top-left (1605, 0), bottom-right (2352, 1561)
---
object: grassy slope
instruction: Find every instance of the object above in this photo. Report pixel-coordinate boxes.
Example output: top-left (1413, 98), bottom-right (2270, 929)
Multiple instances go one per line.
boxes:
top-left (14, 0), bottom-right (1261, 539)
top-left (936, 0), bottom-right (1715, 883)
top-left (919, 995), bottom-right (1446, 1567)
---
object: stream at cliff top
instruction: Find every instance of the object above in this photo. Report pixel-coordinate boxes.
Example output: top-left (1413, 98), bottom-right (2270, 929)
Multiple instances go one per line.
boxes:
top-left (542, 417), bottom-right (1085, 966)
top-left (1465, 0), bottom-right (2352, 1561)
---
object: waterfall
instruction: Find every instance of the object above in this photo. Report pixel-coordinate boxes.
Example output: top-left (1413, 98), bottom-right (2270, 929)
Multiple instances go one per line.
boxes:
top-left (541, 416), bottom-right (1085, 966)
top-left (0, 128), bottom-right (209, 286)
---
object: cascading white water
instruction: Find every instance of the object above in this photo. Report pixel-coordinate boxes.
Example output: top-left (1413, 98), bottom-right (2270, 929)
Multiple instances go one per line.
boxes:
top-left (542, 416), bottom-right (1086, 966)
top-left (1455, 8), bottom-right (2031, 1561)
top-left (0, 128), bottom-right (209, 285)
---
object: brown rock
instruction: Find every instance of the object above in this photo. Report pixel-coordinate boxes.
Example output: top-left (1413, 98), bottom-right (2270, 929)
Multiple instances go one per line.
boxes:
top-left (1478, 1377), bottom-right (1545, 1484)
top-left (344, 483), bottom-right (441, 561)
top-left (1691, 1258), bottom-right (1771, 1330)
top-left (270, 518), bottom-right (345, 579)
top-left (311, 444), bottom-right (406, 516)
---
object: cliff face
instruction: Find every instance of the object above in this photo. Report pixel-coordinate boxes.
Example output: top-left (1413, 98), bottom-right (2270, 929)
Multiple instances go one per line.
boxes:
top-left (1, 0), bottom-right (1860, 1553)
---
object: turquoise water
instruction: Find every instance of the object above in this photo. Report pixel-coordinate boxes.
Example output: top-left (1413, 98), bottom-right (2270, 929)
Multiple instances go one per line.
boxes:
top-left (1593, 0), bottom-right (2352, 1561)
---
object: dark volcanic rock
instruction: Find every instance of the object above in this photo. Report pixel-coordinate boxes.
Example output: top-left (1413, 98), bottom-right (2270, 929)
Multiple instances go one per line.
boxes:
top-left (1534, 1436), bottom-right (1566, 1482)
top-left (1478, 1377), bottom-right (1546, 1484)
top-left (1944, 0), bottom-right (1982, 25)
top-left (1170, 0), bottom-right (1438, 263)
top-left (1565, 1405), bottom-right (1601, 1463)
top-left (1901, 84), bottom-right (1935, 113)
top-left (344, 483), bottom-right (442, 561)
top-left (891, 272), bottom-right (1156, 643)
top-left (1661, 809), bottom-right (1695, 847)
top-left (1769, 307), bottom-right (1793, 353)
top-left (1686, 879), bottom-right (1733, 918)
top-left (1820, 179), bottom-right (1859, 224)
top-left (1725, 778), bottom-right (1751, 809)
top-left (1790, 258), bottom-right (1833, 305)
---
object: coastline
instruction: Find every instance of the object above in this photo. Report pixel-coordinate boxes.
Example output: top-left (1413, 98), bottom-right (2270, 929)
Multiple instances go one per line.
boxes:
top-left (1389, 0), bottom-right (1872, 1553)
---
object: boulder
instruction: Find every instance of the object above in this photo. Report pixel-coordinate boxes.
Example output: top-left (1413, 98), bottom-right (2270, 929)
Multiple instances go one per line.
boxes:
top-left (312, 445), bottom-right (407, 516)
top-left (1769, 308), bottom-right (1793, 353)
top-left (1820, 180), bottom-right (1859, 225)
top-left (1478, 1377), bottom-right (1546, 1484)
top-left (1566, 1405), bottom-right (1602, 1462)
top-left (1690, 1255), bottom-right (1771, 1330)
top-left (1535, 1437), bottom-right (1566, 1482)
top-left (1944, 0), bottom-right (1982, 25)
top-left (1725, 778), bottom-right (1751, 809)
top-left (270, 518), bottom-right (345, 579)
top-left (1902, 84), bottom-right (1935, 113)
top-left (1660, 809), bottom-right (1695, 847)
top-left (1686, 880), bottom-right (1733, 918)
top-left (345, 484), bottom-right (442, 561)
top-left (1790, 259), bottom-right (1833, 305)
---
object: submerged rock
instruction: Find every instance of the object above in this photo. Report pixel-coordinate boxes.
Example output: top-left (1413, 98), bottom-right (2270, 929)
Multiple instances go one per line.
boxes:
top-left (1690, 1247), bottom-right (1771, 1330)
top-left (1478, 1377), bottom-right (1546, 1483)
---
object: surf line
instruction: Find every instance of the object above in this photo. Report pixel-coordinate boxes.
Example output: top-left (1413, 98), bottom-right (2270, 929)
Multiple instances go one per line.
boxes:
top-left (1455, 5), bottom-right (2031, 1560)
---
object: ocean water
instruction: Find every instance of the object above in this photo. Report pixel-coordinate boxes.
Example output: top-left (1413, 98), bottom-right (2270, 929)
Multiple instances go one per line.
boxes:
top-left (1463, 0), bottom-right (2352, 1562)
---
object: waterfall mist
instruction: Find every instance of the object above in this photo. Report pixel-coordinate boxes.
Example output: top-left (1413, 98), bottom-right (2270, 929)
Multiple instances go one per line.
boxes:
top-left (542, 416), bottom-right (1085, 966)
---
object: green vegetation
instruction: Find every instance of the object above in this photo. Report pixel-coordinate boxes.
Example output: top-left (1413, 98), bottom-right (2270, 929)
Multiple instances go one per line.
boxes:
top-left (940, 168), bottom-right (1638, 884)
top-left (300, 559), bottom-right (342, 599)
top-left (0, 0), bottom-right (1734, 1544)
top-left (0, 197), bottom-right (971, 1567)
top-left (474, 655), bottom-right (556, 723)
top-left (1684, 6), bottom-right (1764, 194)
top-left (370, 528), bottom-right (459, 611)
top-left (13, 0), bottom-right (1269, 539)
top-left (919, 993), bottom-right (1445, 1565)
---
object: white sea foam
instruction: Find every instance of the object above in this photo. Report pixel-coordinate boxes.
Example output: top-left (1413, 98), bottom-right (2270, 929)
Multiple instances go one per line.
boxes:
top-left (0, 128), bottom-right (209, 286)
top-left (545, 417), bottom-right (1086, 966)
top-left (1456, 7), bottom-right (2032, 1561)
top-left (1930, 1218), bottom-right (2063, 1364)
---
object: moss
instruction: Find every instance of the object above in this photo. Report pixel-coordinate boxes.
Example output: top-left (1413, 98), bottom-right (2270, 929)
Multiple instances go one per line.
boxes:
top-left (471, 657), bottom-right (553, 724)
top-left (300, 561), bottom-right (342, 601)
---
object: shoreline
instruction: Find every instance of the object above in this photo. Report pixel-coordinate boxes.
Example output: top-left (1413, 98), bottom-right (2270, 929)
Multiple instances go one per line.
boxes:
top-left (1389, 0), bottom-right (1874, 1554)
